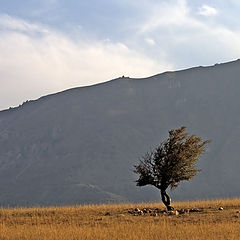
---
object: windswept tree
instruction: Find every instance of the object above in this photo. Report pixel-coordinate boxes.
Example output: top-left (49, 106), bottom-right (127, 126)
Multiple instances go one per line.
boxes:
top-left (134, 126), bottom-right (210, 210)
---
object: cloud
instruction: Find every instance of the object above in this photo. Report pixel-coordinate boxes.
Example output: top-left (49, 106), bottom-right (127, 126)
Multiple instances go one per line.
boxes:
top-left (139, 0), bottom-right (189, 33)
top-left (198, 5), bottom-right (218, 16)
top-left (144, 38), bottom-right (156, 46)
top-left (0, 14), bottom-right (49, 33)
top-left (0, 14), bottom-right (171, 110)
top-left (134, 0), bottom-right (240, 68)
top-left (1, 1), bottom-right (240, 111)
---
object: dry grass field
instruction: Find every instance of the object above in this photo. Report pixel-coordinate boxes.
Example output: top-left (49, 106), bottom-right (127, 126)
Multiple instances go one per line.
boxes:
top-left (0, 198), bottom-right (240, 240)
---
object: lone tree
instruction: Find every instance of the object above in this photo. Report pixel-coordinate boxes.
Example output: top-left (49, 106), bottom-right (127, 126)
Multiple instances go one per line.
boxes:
top-left (134, 126), bottom-right (210, 210)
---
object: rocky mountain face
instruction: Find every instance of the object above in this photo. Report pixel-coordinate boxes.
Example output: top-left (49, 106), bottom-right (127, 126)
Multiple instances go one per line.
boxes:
top-left (0, 60), bottom-right (240, 207)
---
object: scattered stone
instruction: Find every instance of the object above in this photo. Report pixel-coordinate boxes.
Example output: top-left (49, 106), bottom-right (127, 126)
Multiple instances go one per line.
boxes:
top-left (179, 209), bottom-right (187, 214)
top-left (168, 211), bottom-right (176, 216)
top-left (156, 209), bottom-right (164, 214)
top-left (218, 207), bottom-right (224, 211)
top-left (159, 210), bottom-right (167, 214)
top-left (236, 210), bottom-right (240, 214)
top-left (150, 212), bottom-right (158, 216)
top-left (168, 210), bottom-right (179, 216)
top-left (127, 207), bottom-right (203, 217)
top-left (143, 208), bottom-right (148, 213)
top-left (189, 208), bottom-right (202, 213)
top-left (138, 211), bottom-right (143, 216)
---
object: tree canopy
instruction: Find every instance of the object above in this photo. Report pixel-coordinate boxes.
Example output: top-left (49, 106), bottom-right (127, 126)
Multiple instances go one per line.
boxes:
top-left (134, 126), bottom-right (210, 210)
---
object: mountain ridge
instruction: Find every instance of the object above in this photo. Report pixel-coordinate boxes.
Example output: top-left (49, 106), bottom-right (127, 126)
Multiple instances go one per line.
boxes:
top-left (2, 58), bottom-right (240, 113)
top-left (0, 59), bottom-right (240, 206)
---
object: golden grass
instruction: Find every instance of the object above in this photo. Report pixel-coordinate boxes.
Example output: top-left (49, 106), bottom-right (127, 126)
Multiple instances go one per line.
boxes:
top-left (0, 198), bottom-right (240, 240)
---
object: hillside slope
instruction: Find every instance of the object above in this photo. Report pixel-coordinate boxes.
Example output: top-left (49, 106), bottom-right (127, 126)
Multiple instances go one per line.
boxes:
top-left (0, 60), bottom-right (240, 206)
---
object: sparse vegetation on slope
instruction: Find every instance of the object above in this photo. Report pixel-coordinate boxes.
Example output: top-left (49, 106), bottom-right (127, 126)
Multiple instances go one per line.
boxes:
top-left (0, 199), bottom-right (240, 240)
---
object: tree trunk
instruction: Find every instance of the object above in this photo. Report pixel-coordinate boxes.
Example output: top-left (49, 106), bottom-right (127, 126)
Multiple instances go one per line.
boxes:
top-left (160, 189), bottom-right (174, 210)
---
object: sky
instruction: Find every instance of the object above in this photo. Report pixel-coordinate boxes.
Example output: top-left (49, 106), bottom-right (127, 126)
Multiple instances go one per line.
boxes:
top-left (1, 0), bottom-right (240, 110)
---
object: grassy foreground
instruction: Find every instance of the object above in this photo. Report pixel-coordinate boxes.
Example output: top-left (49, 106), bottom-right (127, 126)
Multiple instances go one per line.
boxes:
top-left (0, 199), bottom-right (240, 240)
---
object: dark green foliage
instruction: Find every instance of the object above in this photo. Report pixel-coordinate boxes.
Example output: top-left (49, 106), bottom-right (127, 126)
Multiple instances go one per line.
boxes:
top-left (134, 126), bottom-right (210, 208)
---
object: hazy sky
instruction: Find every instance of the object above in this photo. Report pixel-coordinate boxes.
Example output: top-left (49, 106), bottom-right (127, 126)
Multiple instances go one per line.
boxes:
top-left (1, 0), bottom-right (240, 110)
